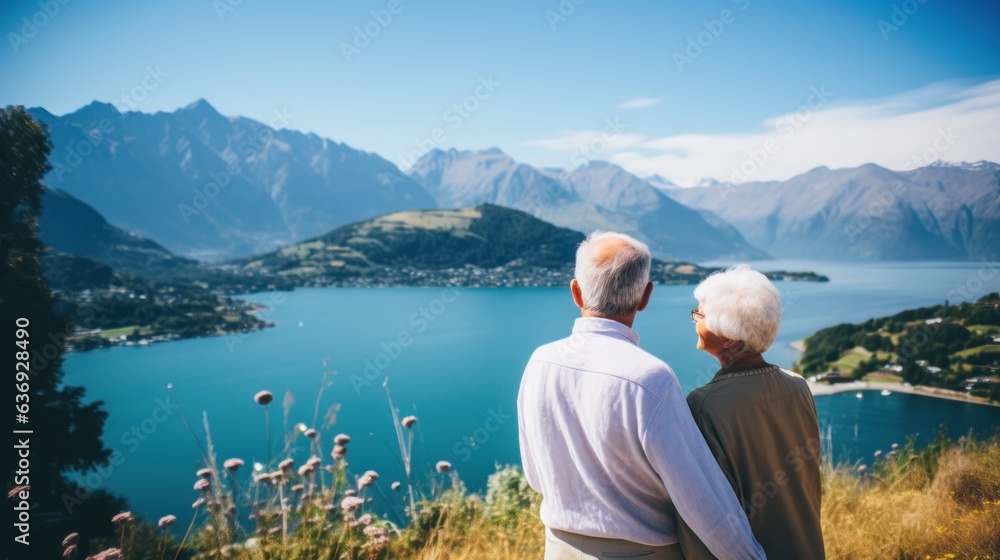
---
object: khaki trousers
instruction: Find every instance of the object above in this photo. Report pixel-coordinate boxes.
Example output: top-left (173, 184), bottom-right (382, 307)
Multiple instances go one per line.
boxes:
top-left (544, 527), bottom-right (685, 560)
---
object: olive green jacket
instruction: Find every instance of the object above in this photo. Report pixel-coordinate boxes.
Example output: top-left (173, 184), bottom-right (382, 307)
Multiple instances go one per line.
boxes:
top-left (677, 364), bottom-right (825, 560)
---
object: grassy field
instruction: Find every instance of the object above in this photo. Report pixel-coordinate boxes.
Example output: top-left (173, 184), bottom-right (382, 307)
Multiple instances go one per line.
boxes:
top-left (965, 324), bottom-right (1000, 335)
top-left (78, 436), bottom-right (1000, 560)
top-left (92, 325), bottom-right (154, 339)
top-left (954, 344), bottom-right (1000, 359)
top-left (830, 347), bottom-right (896, 375)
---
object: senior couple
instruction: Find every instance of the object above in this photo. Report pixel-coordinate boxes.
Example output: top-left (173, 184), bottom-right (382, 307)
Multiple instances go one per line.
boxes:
top-left (518, 231), bottom-right (824, 560)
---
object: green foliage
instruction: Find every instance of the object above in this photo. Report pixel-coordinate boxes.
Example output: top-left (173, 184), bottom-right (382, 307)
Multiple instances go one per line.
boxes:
top-left (798, 294), bottom-right (1000, 392)
top-left (399, 478), bottom-right (482, 550)
top-left (0, 105), bottom-right (121, 557)
top-left (484, 465), bottom-right (537, 530)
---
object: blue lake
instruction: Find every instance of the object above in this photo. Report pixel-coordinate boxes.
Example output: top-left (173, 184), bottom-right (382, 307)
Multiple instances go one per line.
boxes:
top-left (62, 260), bottom-right (1000, 526)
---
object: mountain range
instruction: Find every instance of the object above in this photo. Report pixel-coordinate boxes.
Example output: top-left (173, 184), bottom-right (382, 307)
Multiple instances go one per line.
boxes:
top-left (28, 100), bottom-right (1000, 263)
top-left (407, 148), bottom-right (767, 262)
top-left (667, 161), bottom-right (1000, 260)
top-left (29, 100), bottom-right (435, 262)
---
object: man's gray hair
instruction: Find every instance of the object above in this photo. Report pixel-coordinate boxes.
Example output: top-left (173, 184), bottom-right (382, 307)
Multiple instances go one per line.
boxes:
top-left (575, 231), bottom-right (651, 317)
top-left (693, 264), bottom-right (782, 354)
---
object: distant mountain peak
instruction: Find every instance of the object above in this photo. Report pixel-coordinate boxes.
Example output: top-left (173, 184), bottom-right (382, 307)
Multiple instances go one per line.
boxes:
top-left (68, 100), bottom-right (121, 122)
top-left (925, 160), bottom-right (1000, 172)
top-left (184, 98), bottom-right (215, 111)
top-left (691, 177), bottom-right (728, 189)
top-left (645, 174), bottom-right (679, 190)
top-left (179, 99), bottom-right (226, 122)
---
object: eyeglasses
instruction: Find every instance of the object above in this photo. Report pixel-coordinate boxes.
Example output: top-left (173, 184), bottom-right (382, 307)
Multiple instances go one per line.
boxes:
top-left (691, 309), bottom-right (705, 323)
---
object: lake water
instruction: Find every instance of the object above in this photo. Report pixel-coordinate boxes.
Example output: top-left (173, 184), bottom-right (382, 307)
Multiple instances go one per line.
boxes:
top-left (62, 260), bottom-right (1000, 526)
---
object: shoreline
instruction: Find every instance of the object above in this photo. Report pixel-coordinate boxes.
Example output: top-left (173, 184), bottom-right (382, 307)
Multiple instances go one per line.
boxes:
top-left (808, 380), bottom-right (998, 407)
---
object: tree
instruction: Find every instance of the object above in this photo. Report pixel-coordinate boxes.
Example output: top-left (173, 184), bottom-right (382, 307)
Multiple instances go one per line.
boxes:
top-left (2, 106), bottom-right (121, 558)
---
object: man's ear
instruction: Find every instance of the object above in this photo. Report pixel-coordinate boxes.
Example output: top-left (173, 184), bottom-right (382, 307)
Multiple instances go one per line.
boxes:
top-left (570, 279), bottom-right (585, 309)
top-left (635, 282), bottom-right (654, 312)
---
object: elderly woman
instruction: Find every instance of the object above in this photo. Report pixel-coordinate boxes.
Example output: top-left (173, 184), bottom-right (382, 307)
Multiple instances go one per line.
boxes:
top-left (678, 265), bottom-right (825, 560)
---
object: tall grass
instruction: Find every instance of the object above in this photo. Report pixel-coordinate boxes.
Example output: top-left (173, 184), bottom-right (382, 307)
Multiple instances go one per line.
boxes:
top-left (822, 433), bottom-right (1000, 559)
top-left (64, 366), bottom-right (1000, 560)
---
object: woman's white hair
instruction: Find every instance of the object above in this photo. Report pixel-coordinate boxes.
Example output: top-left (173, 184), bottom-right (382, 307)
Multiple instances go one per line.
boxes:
top-left (575, 231), bottom-right (651, 317)
top-left (693, 264), bottom-right (782, 354)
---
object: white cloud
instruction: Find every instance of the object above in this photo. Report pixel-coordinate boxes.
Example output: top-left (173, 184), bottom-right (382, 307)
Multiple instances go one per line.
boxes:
top-left (527, 79), bottom-right (1000, 186)
top-left (617, 97), bottom-right (662, 109)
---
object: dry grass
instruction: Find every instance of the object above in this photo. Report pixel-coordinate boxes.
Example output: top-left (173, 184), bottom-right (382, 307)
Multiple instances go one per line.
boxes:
top-left (393, 437), bottom-right (1000, 560)
top-left (821, 436), bottom-right (1000, 560)
top-left (81, 433), bottom-right (1000, 560)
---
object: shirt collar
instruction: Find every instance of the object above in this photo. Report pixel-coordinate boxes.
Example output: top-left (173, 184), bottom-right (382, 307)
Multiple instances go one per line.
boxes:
top-left (572, 317), bottom-right (640, 346)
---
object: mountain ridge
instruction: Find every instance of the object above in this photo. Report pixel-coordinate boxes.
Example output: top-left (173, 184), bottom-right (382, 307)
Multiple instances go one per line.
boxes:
top-left (667, 161), bottom-right (1000, 260)
top-left (407, 148), bottom-right (768, 262)
top-left (29, 100), bottom-right (437, 262)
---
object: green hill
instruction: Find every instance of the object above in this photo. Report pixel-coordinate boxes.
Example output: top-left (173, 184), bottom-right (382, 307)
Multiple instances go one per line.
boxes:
top-left (796, 293), bottom-right (1000, 401)
top-left (233, 203), bottom-right (826, 286)
top-left (236, 204), bottom-right (578, 274)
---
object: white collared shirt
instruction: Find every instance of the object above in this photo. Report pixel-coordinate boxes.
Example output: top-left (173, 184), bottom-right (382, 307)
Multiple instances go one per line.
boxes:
top-left (517, 317), bottom-right (765, 558)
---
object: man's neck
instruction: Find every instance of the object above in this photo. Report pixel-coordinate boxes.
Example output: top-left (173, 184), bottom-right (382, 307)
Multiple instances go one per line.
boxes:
top-left (580, 310), bottom-right (637, 329)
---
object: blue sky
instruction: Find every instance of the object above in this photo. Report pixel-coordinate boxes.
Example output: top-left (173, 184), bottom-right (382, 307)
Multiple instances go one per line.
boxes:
top-left (2, 0), bottom-right (999, 184)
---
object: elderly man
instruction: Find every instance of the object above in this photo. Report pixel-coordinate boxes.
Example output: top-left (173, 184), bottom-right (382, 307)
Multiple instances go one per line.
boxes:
top-left (679, 265), bottom-right (824, 559)
top-left (518, 231), bottom-right (765, 560)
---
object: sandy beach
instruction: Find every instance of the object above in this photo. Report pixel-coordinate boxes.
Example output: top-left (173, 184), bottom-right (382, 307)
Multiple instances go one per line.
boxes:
top-left (807, 380), bottom-right (997, 407)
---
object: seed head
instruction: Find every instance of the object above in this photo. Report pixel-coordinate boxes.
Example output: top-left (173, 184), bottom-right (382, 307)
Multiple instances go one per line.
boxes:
top-left (92, 548), bottom-right (123, 560)
top-left (340, 496), bottom-right (364, 512)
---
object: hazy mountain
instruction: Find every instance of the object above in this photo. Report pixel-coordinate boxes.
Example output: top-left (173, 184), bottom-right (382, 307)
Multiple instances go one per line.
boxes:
top-left (29, 100), bottom-right (436, 261)
top-left (37, 188), bottom-right (204, 280)
top-left (37, 188), bottom-right (274, 289)
top-left (645, 174), bottom-right (678, 191)
top-left (667, 161), bottom-right (1000, 260)
top-left (408, 148), bottom-right (767, 262)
